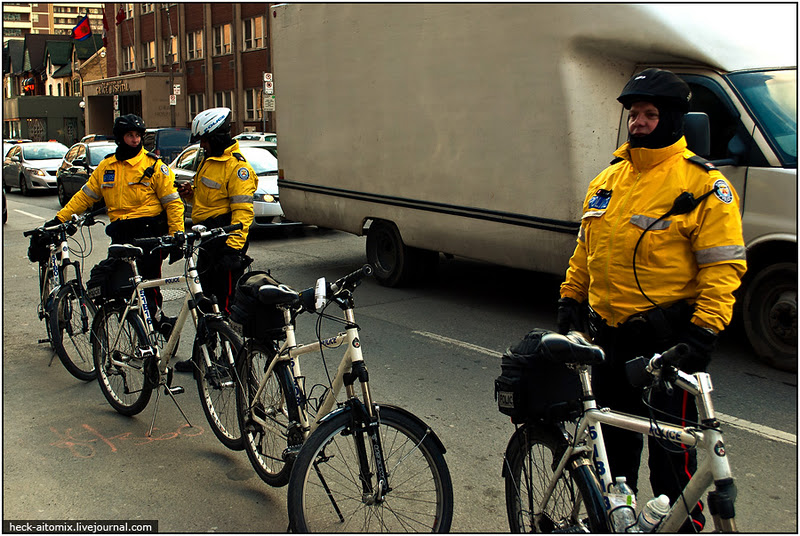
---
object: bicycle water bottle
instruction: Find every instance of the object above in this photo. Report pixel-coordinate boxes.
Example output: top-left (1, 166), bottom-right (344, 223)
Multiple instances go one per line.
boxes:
top-left (608, 476), bottom-right (637, 532)
top-left (628, 494), bottom-right (670, 533)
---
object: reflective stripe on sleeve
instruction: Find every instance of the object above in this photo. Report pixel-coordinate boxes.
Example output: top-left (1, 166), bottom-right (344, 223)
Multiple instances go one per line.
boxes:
top-left (230, 194), bottom-right (253, 204)
top-left (81, 184), bottom-right (101, 200)
top-left (695, 245), bottom-right (747, 264)
top-left (160, 192), bottom-right (179, 205)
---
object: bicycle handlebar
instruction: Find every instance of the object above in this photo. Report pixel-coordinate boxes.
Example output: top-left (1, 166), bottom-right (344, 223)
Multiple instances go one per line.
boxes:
top-left (625, 343), bottom-right (691, 389)
top-left (132, 222), bottom-right (244, 251)
top-left (24, 207), bottom-right (105, 239)
top-left (297, 264), bottom-right (374, 313)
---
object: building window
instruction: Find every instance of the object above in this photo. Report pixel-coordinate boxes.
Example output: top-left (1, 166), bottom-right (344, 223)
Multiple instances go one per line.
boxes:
top-left (141, 3), bottom-right (154, 14)
top-left (3, 12), bottom-right (23, 21)
top-left (215, 90), bottom-right (232, 110)
top-left (187, 30), bottom-right (203, 60)
top-left (213, 23), bottom-right (231, 56)
top-left (188, 93), bottom-right (205, 119)
top-left (73, 78), bottom-right (81, 95)
top-left (122, 45), bottom-right (134, 71)
top-left (163, 35), bottom-right (178, 64)
top-left (142, 41), bottom-right (155, 68)
top-left (243, 16), bottom-right (265, 50)
top-left (123, 3), bottom-right (134, 19)
top-left (245, 88), bottom-right (263, 120)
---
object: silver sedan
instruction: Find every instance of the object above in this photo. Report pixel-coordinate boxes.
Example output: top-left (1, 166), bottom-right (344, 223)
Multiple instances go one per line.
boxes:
top-left (3, 141), bottom-right (69, 196)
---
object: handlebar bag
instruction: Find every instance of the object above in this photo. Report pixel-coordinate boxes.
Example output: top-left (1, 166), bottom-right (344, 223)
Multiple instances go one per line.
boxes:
top-left (230, 270), bottom-right (289, 340)
top-left (495, 328), bottom-right (582, 424)
top-left (27, 231), bottom-right (52, 263)
top-left (86, 257), bottom-right (135, 303)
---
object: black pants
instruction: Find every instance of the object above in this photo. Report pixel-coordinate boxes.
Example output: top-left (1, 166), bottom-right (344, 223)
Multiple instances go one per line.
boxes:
top-left (106, 214), bottom-right (167, 316)
top-left (195, 213), bottom-right (248, 314)
top-left (591, 309), bottom-right (705, 532)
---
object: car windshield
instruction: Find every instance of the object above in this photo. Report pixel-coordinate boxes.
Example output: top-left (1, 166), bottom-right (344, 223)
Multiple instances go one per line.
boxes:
top-left (89, 144), bottom-right (116, 166)
top-left (157, 130), bottom-right (191, 149)
top-left (23, 144), bottom-right (68, 160)
top-left (727, 69), bottom-right (797, 167)
top-left (239, 147), bottom-right (278, 174)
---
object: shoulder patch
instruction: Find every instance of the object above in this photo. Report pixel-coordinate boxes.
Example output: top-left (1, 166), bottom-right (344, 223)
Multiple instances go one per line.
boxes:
top-left (713, 178), bottom-right (734, 204)
top-left (687, 155), bottom-right (718, 172)
top-left (160, 164), bottom-right (170, 175)
top-left (237, 167), bottom-right (251, 181)
top-left (233, 152), bottom-right (246, 162)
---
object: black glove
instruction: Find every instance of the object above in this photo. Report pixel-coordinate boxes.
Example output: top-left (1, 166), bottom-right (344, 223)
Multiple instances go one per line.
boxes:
top-left (678, 322), bottom-right (718, 373)
top-left (218, 244), bottom-right (244, 272)
top-left (44, 217), bottom-right (61, 228)
top-left (557, 297), bottom-right (586, 335)
top-left (168, 232), bottom-right (184, 265)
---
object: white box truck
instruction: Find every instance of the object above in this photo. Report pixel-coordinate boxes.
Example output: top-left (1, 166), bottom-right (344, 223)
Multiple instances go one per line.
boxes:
top-left (271, 3), bottom-right (797, 370)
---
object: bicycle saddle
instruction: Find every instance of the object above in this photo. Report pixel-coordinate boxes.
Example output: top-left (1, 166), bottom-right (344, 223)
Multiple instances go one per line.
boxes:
top-left (257, 284), bottom-right (300, 306)
top-left (539, 332), bottom-right (605, 365)
top-left (108, 244), bottom-right (143, 259)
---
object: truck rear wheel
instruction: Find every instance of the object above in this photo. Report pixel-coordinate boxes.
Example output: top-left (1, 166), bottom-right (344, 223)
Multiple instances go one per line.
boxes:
top-left (366, 220), bottom-right (437, 287)
top-left (743, 262), bottom-right (797, 372)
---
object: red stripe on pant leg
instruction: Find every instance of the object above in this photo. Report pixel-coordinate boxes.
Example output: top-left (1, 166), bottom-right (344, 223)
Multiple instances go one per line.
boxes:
top-left (681, 390), bottom-right (704, 530)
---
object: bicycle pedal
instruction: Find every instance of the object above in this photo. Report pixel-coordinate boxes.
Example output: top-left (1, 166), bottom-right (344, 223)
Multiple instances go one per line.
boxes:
top-left (166, 386), bottom-right (185, 395)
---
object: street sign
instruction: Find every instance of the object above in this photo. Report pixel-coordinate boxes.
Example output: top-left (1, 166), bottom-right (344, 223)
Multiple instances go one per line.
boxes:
top-left (264, 81), bottom-right (274, 94)
top-left (263, 95), bottom-right (275, 111)
top-left (169, 94), bottom-right (177, 106)
top-left (173, 84), bottom-right (181, 95)
top-left (263, 72), bottom-right (272, 82)
top-left (113, 94), bottom-right (119, 110)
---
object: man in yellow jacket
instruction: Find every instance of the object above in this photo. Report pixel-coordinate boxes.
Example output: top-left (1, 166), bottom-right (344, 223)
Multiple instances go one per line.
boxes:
top-left (48, 114), bottom-right (184, 335)
top-left (558, 69), bottom-right (746, 532)
top-left (175, 107), bottom-right (256, 371)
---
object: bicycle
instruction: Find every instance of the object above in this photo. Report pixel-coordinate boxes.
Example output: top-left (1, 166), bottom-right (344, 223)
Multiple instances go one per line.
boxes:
top-left (23, 209), bottom-right (104, 381)
top-left (234, 265), bottom-right (454, 532)
top-left (90, 223), bottom-right (244, 449)
top-left (496, 330), bottom-right (738, 533)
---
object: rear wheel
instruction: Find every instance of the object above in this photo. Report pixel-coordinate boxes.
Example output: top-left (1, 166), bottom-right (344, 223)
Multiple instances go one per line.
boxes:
top-left (195, 318), bottom-right (244, 450)
top-left (49, 282), bottom-right (96, 381)
top-left (237, 340), bottom-right (299, 487)
top-left (57, 180), bottom-right (69, 207)
top-left (366, 220), bottom-right (437, 287)
top-left (504, 423), bottom-right (607, 533)
top-left (92, 302), bottom-right (153, 416)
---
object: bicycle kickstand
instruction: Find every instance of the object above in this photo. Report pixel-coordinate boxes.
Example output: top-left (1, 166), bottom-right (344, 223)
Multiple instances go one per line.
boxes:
top-left (146, 374), bottom-right (192, 437)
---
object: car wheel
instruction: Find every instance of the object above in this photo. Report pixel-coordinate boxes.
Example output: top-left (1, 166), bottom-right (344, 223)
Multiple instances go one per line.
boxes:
top-left (57, 181), bottom-right (69, 207)
top-left (3, 181), bottom-right (11, 194)
top-left (19, 175), bottom-right (30, 196)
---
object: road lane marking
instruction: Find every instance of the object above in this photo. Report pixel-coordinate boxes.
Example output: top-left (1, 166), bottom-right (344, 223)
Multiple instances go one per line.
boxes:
top-left (15, 209), bottom-right (45, 219)
top-left (413, 330), bottom-right (797, 445)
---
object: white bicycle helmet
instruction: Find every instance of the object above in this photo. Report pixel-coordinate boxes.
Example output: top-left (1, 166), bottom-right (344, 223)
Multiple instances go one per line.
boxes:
top-left (191, 107), bottom-right (232, 142)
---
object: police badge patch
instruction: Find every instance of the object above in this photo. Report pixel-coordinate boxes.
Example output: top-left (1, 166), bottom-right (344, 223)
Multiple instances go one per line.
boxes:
top-left (237, 167), bottom-right (250, 181)
top-left (103, 170), bottom-right (115, 182)
top-left (161, 164), bottom-right (170, 175)
top-left (713, 179), bottom-right (733, 204)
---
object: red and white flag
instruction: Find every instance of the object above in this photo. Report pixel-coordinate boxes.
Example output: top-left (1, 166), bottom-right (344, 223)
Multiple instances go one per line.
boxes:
top-left (116, 6), bottom-right (126, 25)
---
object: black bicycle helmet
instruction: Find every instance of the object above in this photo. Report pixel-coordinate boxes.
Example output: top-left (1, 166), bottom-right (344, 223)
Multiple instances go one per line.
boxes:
top-left (617, 68), bottom-right (691, 112)
top-left (112, 114), bottom-right (146, 141)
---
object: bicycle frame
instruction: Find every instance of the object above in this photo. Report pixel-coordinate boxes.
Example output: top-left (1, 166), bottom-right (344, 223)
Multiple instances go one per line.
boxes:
top-left (541, 365), bottom-right (736, 532)
top-left (248, 303), bottom-right (374, 440)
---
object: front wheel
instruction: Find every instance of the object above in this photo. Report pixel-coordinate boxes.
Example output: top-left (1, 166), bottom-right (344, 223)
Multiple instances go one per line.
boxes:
top-left (57, 181), bottom-right (69, 207)
top-left (194, 318), bottom-right (244, 450)
top-left (237, 340), bottom-right (299, 487)
top-left (503, 423), bottom-right (607, 533)
top-left (49, 281), bottom-right (96, 381)
top-left (288, 405), bottom-right (454, 532)
top-left (92, 302), bottom-right (153, 416)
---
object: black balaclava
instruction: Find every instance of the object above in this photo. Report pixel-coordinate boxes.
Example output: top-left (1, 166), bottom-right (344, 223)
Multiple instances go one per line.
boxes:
top-left (115, 133), bottom-right (143, 161)
top-left (204, 132), bottom-right (235, 157)
top-left (628, 99), bottom-right (685, 150)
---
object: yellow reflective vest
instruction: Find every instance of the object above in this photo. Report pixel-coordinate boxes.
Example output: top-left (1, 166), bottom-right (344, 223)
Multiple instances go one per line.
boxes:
top-left (190, 141), bottom-right (256, 250)
top-left (560, 137), bottom-right (747, 333)
top-left (57, 147), bottom-right (184, 234)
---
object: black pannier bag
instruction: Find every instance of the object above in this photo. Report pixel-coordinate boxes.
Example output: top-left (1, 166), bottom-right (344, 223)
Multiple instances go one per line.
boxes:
top-left (86, 257), bottom-right (135, 303)
top-left (27, 231), bottom-right (52, 263)
top-left (229, 271), bottom-right (288, 340)
top-left (495, 328), bottom-right (582, 424)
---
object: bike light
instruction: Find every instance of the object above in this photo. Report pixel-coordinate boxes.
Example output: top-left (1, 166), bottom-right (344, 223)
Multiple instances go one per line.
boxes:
top-left (314, 277), bottom-right (327, 311)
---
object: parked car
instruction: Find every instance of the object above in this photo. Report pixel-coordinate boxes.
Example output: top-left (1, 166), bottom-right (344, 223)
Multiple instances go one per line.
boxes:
top-left (234, 132), bottom-right (277, 143)
top-left (80, 134), bottom-right (113, 143)
top-left (3, 138), bottom-right (33, 144)
top-left (143, 128), bottom-right (192, 164)
top-left (169, 140), bottom-right (298, 229)
top-left (3, 141), bottom-right (69, 195)
top-left (55, 140), bottom-right (117, 206)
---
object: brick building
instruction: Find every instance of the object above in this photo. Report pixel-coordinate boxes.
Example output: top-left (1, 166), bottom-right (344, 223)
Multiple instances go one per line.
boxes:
top-left (83, 3), bottom-right (274, 136)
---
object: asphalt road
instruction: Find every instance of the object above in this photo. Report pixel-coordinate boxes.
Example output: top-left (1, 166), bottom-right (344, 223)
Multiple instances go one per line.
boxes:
top-left (2, 191), bottom-right (797, 533)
